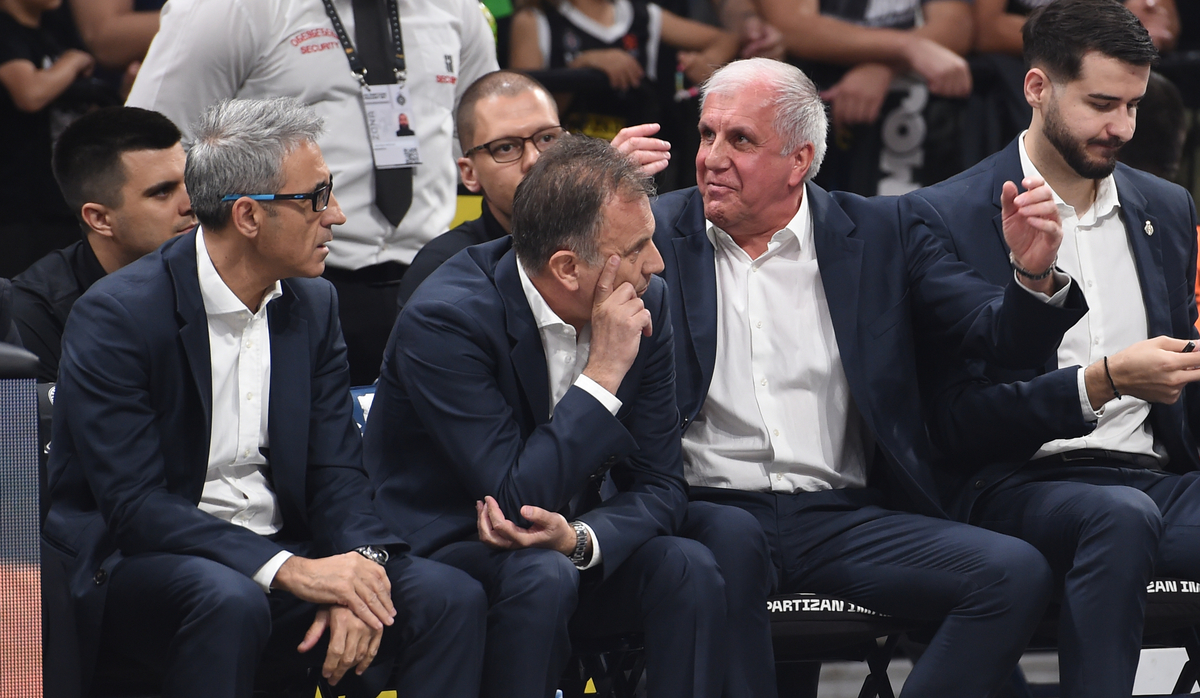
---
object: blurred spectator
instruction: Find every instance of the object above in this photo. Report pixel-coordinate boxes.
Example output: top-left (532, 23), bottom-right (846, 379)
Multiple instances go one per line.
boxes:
top-left (1117, 70), bottom-right (1185, 180)
top-left (0, 0), bottom-right (118, 279)
top-left (12, 106), bottom-right (192, 383)
top-left (128, 0), bottom-right (498, 386)
top-left (509, 0), bottom-right (739, 140)
top-left (69, 0), bottom-right (165, 95)
top-left (755, 0), bottom-right (973, 128)
top-left (975, 0), bottom-right (1178, 55)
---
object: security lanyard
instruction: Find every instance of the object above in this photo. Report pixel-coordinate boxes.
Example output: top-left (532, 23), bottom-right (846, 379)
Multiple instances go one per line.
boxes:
top-left (320, 0), bottom-right (407, 86)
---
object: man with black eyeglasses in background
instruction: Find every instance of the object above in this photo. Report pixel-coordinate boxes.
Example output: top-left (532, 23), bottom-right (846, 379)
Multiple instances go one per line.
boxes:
top-left (396, 69), bottom-right (672, 308)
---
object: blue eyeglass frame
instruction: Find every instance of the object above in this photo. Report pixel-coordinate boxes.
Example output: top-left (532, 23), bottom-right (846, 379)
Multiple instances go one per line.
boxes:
top-left (221, 177), bottom-right (333, 212)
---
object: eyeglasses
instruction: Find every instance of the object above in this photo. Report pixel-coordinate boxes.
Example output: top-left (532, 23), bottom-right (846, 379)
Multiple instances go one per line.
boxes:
top-left (221, 177), bottom-right (333, 212)
top-left (466, 126), bottom-right (565, 163)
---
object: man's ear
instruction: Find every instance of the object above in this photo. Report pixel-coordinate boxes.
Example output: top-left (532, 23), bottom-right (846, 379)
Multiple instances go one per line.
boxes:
top-left (789, 142), bottom-right (816, 188)
top-left (229, 198), bottom-right (263, 239)
top-left (458, 156), bottom-right (483, 193)
top-left (80, 203), bottom-right (114, 239)
top-left (1025, 67), bottom-right (1052, 111)
top-left (545, 249), bottom-right (582, 293)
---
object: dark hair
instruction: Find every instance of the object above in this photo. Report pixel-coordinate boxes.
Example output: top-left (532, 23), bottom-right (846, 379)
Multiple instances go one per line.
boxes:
top-left (510, 133), bottom-right (655, 273)
top-left (1118, 71), bottom-right (1185, 179)
top-left (52, 107), bottom-right (183, 231)
top-left (456, 70), bottom-right (555, 150)
top-left (1023, 0), bottom-right (1157, 81)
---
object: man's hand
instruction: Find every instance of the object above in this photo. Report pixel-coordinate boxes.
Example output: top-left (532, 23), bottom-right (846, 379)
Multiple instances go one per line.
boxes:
top-left (583, 255), bottom-right (652, 395)
top-left (272, 553), bottom-right (395, 630)
top-left (570, 49), bottom-right (644, 91)
top-left (902, 37), bottom-right (971, 97)
top-left (298, 605), bottom-right (383, 686)
top-left (1001, 177), bottom-right (1063, 295)
top-left (612, 123), bottom-right (671, 176)
top-left (1084, 337), bottom-right (1200, 410)
top-left (821, 63), bottom-right (895, 128)
top-left (739, 15), bottom-right (785, 60)
top-left (476, 496), bottom-right (577, 556)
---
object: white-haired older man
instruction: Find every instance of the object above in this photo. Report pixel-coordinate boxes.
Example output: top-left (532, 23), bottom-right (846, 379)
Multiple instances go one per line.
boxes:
top-left (653, 58), bottom-right (1089, 697)
top-left (42, 97), bottom-right (486, 698)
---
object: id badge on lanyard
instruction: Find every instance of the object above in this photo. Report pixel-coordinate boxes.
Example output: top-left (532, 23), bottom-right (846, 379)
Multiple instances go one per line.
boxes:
top-left (362, 84), bottom-right (422, 168)
top-left (321, 0), bottom-right (421, 168)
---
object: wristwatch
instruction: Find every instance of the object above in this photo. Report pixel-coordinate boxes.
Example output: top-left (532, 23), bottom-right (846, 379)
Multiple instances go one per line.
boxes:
top-left (568, 521), bottom-right (589, 566)
top-left (354, 545), bottom-right (389, 566)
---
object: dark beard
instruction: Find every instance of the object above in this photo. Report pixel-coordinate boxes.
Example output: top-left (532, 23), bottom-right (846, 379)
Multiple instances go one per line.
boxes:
top-left (1043, 100), bottom-right (1125, 180)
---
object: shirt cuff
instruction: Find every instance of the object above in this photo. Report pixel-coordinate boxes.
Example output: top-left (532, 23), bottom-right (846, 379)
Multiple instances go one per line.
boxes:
top-left (575, 374), bottom-right (622, 415)
top-left (253, 550), bottom-right (293, 593)
top-left (1013, 269), bottom-right (1072, 307)
top-left (575, 521), bottom-right (602, 570)
top-left (1075, 364), bottom-right (1103, 421)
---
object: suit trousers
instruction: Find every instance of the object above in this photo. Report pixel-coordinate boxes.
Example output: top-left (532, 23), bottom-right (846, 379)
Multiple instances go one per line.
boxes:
top-left (693, 486), bottom-right (1053, 698)
top-left (431, 501), bottom-right (738, 698)
top-left (971, 464), bottom-right (1200, 698)
top-left (91, 552), bottom-right (486, 698)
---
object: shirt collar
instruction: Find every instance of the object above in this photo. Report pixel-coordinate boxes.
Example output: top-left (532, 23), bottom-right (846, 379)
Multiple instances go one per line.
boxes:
top-left (196, 227), bottom-right (282, 317)
top-left (516, 257), bottom-right (574, 333)
top-left (1018, 130), bottom-right (1121, 224)
top-left (704, 184), bottom-right (812, 258)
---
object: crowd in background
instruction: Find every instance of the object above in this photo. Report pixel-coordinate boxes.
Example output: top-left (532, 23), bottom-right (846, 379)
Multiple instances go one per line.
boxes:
top-left (0, 0), bottom-right (1196, 282)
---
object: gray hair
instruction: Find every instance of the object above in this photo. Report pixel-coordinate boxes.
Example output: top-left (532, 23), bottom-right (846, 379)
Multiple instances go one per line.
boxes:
top-left (186, 97), bottom-right (325, 230)
top-left (701, 58), bottom-right (828, 180)
top-left (511, 133), bottom-right (655, 274)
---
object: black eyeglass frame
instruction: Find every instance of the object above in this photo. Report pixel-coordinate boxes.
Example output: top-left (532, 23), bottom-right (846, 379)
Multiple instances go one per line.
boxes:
top-left (465, 126), bottom-right (566, 163)
top-left (221, 177), bottom-right (334, 213)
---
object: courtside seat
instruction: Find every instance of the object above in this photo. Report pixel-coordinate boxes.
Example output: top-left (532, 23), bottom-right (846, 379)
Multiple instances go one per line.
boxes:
top-left (769, 592), bottom-right (925, 698)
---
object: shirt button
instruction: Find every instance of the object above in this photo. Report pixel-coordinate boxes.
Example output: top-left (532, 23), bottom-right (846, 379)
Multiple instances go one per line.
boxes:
top-left (773, 429), bottom-right (780, 437)
top-left (774, 473), bottom-right (783, 481)
top-left (1094, 338), bottom-right (1101, 346)
top-left (246, 392), bottom-right (254, 401)
top-left (246, 340), bottom-right (253, 348)
top-left (1086, 281), bottom-right (1094, 288)
top-left (243, 449), bottom-right (251, 458)
top-left (756, 321), bottom-right (763, 329)
top-left (751, 266), bottom-right (759, 273)
top-left (760, 378), bottom-right (767, 387)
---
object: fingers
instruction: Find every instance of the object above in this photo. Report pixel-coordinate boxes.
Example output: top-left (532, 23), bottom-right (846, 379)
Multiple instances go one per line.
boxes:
top-left (298, 607), bottom-right (330, 653)
top-left (323, 613), bottom-right (351, 684)
top-left (1000, 180), bottom-right (1020, 219)
top-left (638, 307), bottom-right (653, 337)
top-left (357, 626), bottom-right (384, 676)
top-left (324, 609), bottom-right (372, 686)
top-left (592, 255), bottom-right (621, 308)
top-left (612, 122), bottom-right (662, 148)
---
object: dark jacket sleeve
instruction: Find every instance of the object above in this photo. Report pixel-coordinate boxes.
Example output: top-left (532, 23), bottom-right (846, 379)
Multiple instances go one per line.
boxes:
top-left (56, 290), bottom-right (284, 578)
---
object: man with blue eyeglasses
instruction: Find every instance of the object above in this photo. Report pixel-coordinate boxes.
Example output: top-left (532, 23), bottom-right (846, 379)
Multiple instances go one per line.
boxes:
top-left (42, 96), bottom-right (486, 698)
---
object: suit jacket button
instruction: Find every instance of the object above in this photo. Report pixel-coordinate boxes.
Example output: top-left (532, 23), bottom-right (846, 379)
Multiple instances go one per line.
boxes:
top-left (973, 480), bottom-right (986, 490)
top-left (93, 569), bottom-right (107, 585)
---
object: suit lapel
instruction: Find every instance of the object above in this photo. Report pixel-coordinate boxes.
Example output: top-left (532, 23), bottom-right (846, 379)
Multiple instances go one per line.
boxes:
top-left (166, 232), bottom-right (212, 501)
top-left (809, 184), bottom-right (864, 405)
top-left (267, 285), bottom-right (308, 529)
top-left (1115, 168), bottom-right (1171, 337)
top-left (671, 189), bottom-right (719, 393)
top-left (495, 250), bottom-right (551, 425)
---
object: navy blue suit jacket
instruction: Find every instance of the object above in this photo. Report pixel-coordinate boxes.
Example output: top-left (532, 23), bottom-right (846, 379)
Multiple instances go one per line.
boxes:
top-left (42, 231), bottom-right (403, 678)
top-left (364, 237), bottom-right (686, 578)
top-left (653, 184), bottom-right (1089, 518)
top-left (909, 138), bottom-right (1200, 521)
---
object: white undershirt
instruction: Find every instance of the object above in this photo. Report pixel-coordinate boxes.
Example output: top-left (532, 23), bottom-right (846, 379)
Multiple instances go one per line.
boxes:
top-left (682, 191), bottom-right (873, 493)
top-left (196, 229), bottom-right (292, 590)
top-left (1018, 133), bottom-right (1163, 461)
top-left (517, 262), bottom-right (620, 569)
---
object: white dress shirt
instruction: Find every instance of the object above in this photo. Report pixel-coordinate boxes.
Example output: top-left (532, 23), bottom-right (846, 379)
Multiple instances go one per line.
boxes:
top-left (196, 230), bottom-right (291, 590)
top-left (682, 192), bottom-right (874, 493)
top-left (516, 263), bottom-right (620, 568)
top-left (1018, 133), bottom-right (1163, 461)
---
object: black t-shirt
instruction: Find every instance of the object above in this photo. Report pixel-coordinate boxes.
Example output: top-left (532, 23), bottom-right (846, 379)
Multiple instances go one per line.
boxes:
top-left (0, 13), bottom-right (114, 225)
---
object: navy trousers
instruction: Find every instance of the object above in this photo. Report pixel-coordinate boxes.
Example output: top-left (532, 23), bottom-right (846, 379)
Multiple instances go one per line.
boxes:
top-left (693, 486), bottom-right (1054, 698)
top-left (431, 501), bottom-right (754, 698)
top-left (92, 553), bottom-right (486, 698)
top-left (971, 464), bottom-right (1200, 698)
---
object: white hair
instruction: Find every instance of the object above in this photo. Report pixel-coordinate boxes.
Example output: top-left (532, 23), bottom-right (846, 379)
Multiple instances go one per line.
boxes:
top-left (186, 97), bottom-right (325, 229)
top-left (700, 58), bottom-right (829, 181)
